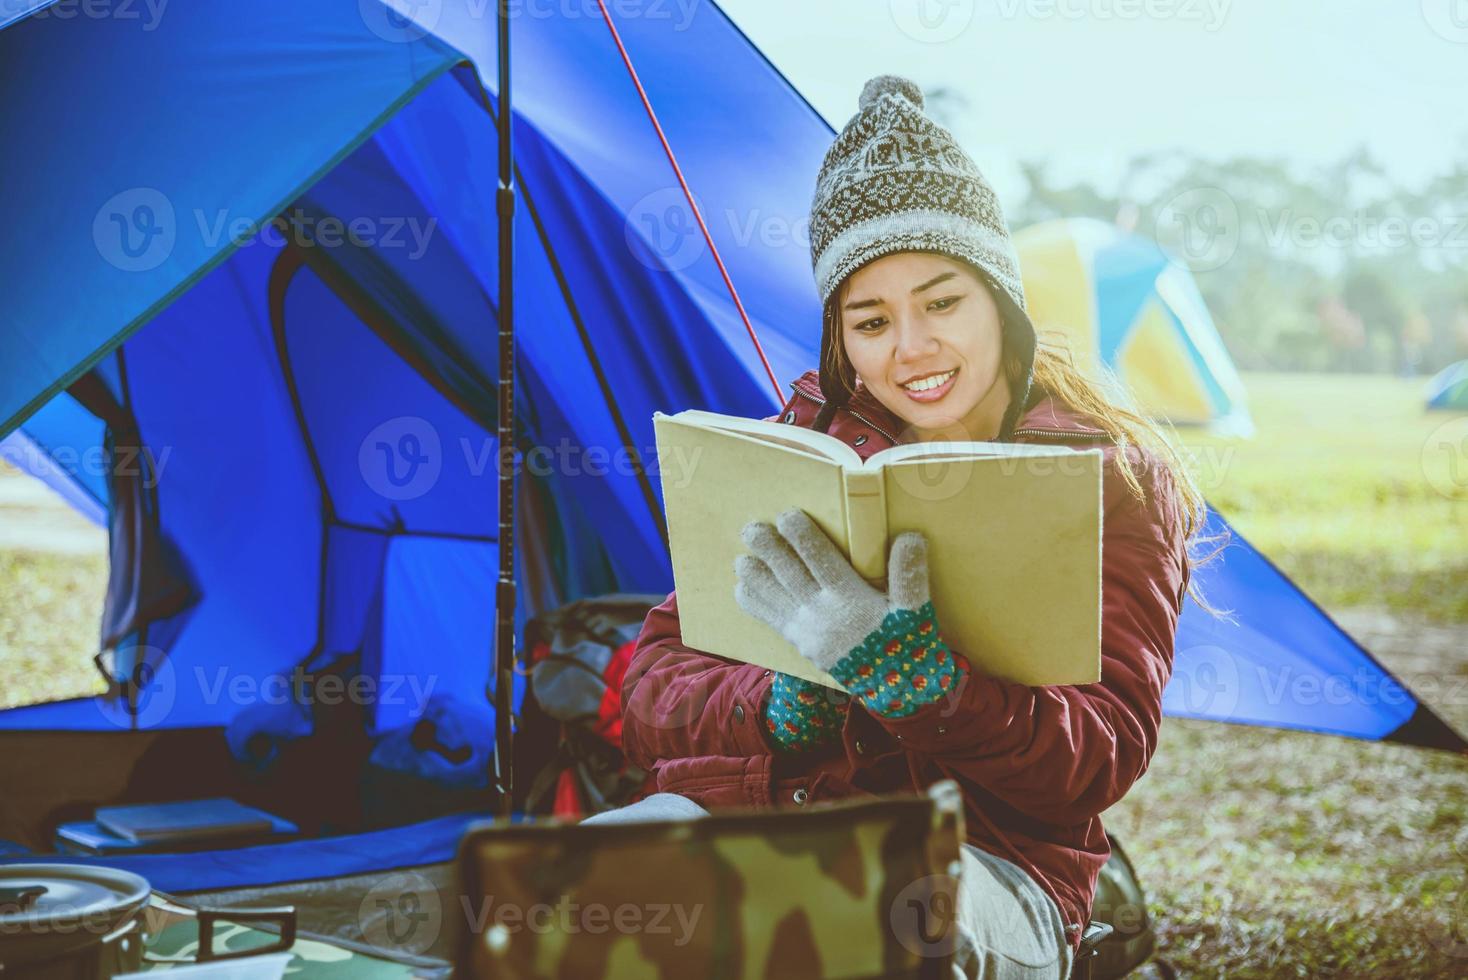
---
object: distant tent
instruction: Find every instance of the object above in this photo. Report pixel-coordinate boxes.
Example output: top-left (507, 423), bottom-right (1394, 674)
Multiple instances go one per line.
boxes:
top-left (1015, 217), bottom-right (1254, 436)
top-left (1426, 359), bottom-right (1468, 410)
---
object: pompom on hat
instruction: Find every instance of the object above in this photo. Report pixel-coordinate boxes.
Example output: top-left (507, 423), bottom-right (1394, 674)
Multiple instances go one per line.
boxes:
top-left (807, 73), bottom-right (1036, 440)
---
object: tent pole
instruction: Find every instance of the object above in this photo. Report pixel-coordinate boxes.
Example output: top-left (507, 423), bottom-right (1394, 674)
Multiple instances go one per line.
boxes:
top-left (491, 0), bottom-right (517, 819)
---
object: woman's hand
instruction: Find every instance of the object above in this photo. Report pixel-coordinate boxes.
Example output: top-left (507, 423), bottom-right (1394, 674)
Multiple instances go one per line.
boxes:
top-left (734, 508), bottom-right (967, 718)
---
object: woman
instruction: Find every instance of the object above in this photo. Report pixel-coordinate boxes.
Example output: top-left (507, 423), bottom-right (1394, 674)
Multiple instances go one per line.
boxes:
top-left (590, 75), bottom-right (1208, 980)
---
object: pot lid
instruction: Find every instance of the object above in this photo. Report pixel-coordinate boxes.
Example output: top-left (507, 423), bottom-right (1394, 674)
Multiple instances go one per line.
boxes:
top-left (0, 863), bottom-right (150, 961)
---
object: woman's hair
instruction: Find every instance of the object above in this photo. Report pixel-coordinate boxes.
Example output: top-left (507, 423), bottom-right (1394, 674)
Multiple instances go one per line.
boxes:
top-left (816, 271), bottom-right (1229, 615)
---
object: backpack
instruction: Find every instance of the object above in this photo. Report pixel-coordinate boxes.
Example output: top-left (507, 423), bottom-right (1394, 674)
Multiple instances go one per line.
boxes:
top-left (516, 593), bottom-right (664, 818)
top-left (1091, 833), bottom-right (1174, 979)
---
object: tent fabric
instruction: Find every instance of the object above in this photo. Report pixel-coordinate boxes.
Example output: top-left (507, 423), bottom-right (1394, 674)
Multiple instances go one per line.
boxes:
top-left (1426, 358), bottom-right (1468, 410)
top-left (1014, 217), bottom-right (1255, 436)
top-left (0, 0), bottom-right (1461, 887)
top-left (0, 0), bottom-right (472, 438)
top-left (1172, 509), bottom-right (1460, 750)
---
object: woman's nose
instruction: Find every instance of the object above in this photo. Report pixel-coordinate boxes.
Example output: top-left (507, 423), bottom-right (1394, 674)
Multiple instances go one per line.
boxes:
top-left (892, 317), bottom-right (939, 361)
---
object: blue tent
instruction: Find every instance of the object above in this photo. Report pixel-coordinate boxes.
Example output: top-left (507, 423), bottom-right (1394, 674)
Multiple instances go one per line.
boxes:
top-left (1, 0), bottom-right (1461, 901)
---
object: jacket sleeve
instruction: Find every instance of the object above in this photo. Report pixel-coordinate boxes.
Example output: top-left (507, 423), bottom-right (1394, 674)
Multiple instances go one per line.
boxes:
top-left (619, 406), bottom-right (797, 770)
top-left (869, 445), bottom-right (1190, 827)
top-left (620, 589), bottom-right (779, 770)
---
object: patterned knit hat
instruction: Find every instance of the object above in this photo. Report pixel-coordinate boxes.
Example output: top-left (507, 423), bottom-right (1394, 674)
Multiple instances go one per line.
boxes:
top-left (807, 74), bottom-right (1036, 440)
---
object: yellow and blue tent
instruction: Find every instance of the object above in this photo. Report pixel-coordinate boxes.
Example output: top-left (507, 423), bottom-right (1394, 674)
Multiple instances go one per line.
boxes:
top-left (1426, 359), bottom-right (1468, 411)
top-left (1015, 217), bottom-right (1254, 436)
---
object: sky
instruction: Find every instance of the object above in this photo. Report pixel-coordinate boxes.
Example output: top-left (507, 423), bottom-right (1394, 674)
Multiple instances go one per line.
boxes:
top-left (719, 0), bottom-right (1468, 206)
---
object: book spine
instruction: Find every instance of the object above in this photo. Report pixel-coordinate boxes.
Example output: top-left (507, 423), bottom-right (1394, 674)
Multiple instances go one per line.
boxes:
top-left (842, 468), bottom-right (888, 581)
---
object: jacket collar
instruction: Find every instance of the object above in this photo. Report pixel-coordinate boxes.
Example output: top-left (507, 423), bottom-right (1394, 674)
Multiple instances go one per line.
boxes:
top-left (787, 369), bottom-right (1109, 443)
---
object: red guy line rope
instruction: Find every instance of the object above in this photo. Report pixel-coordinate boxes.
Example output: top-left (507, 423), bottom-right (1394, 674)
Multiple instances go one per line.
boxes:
top-left (593, 0), bottom-right (785, 406)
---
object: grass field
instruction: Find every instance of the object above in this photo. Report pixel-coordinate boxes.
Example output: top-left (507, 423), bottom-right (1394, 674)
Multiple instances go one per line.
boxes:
top-left (1, 370), bottom-right (1465, 976)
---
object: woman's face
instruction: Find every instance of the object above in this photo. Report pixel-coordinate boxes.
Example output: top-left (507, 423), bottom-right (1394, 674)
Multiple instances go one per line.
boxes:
top-left (838, 251), bottom-right (1010, 442)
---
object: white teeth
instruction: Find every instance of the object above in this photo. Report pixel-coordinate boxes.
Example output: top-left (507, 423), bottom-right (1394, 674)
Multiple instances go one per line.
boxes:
top-left (902, 369), bottom-right (955, 392)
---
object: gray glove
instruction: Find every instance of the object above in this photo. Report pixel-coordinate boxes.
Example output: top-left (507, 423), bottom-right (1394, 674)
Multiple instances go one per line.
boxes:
top-left (733, 508), bottom-right (931, 673)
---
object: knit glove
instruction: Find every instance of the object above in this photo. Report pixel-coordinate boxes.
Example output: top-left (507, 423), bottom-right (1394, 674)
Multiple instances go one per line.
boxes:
top-left (735, 508), bottom-right (968, 721)
top-left (763, 672), bottom-right (849, 753)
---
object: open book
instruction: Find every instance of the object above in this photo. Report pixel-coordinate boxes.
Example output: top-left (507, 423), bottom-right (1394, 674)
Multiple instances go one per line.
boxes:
top-left (653, 409), bottom-right (1103, 689)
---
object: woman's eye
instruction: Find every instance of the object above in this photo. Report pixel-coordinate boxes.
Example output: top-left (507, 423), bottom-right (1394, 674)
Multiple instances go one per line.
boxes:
top-left (854, 317), bottom-right (886, 332)
top-left (929, 295), bottom-right (961, 312)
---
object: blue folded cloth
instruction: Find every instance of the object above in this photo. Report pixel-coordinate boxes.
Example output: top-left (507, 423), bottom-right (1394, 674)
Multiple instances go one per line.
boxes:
top-left (225, 699), bottom-right (313, 768)
top-left (369, 694), bottom-right (493, 790)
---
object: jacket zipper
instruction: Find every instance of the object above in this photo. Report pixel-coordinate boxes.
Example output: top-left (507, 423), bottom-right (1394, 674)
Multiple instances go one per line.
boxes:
top-left (792, 378), bottom-right (1114, 445)
top-left (788, 382), bottom-right (900, 443)
top-left (1011, 427), bottom-right (1112, 443)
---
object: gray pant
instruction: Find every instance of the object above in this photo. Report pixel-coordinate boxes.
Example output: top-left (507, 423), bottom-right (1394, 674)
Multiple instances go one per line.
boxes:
top-left (582, 793), bottom-right (1074, 980)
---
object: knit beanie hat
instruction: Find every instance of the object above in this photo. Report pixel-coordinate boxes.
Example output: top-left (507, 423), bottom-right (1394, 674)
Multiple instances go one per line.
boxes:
top-left (807, 74), bottom-right (1036, 440)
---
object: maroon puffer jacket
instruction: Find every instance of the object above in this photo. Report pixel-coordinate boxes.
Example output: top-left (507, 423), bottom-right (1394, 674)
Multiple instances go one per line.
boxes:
top-left (621, 369), bottom-right (1192, 951)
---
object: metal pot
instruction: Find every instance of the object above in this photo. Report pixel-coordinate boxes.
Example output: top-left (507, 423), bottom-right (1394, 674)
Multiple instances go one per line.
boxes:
top-left (0, 864), bottom-right (294, 979)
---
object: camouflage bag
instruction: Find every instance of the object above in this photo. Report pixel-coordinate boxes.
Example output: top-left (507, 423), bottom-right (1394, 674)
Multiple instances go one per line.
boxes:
top-left (456, 781), bottom-right (966, 979)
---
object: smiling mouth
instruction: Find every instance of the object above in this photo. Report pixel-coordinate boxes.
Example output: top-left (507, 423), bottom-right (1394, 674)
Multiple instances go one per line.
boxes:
top-left (900, 368), bottom-right (958, 393)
